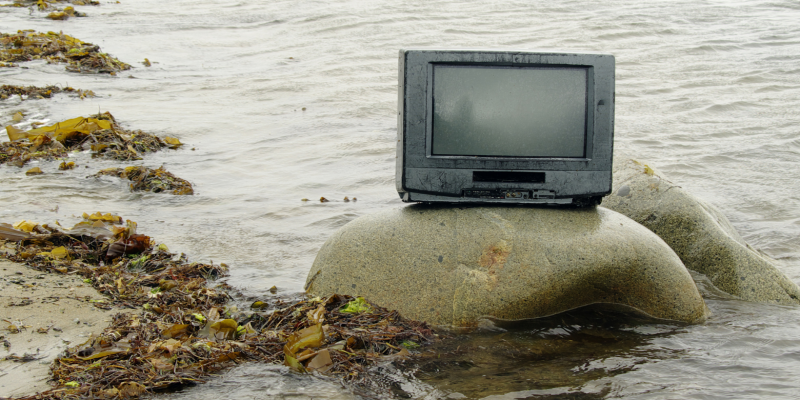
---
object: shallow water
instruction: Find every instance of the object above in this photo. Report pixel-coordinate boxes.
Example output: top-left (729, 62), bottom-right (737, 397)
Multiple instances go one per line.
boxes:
top-left (2, 0), bottom-right (800, 398)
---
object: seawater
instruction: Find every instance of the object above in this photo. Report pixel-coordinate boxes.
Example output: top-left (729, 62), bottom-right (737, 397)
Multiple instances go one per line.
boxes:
top-left (1, 0), bottom-right (800, 398)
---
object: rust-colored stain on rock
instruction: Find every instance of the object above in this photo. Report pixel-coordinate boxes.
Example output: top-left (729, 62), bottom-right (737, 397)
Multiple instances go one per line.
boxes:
top-left (479, 240), bottom-right (510, 275)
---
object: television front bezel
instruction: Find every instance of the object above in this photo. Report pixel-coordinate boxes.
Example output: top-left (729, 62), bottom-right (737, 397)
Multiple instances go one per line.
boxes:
top-left (397, 49), bottom-right (615, 204)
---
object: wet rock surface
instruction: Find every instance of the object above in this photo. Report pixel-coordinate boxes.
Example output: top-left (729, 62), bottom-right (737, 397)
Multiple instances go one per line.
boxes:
top-left (603, 156), bottom-right (800, 305)
top-left (306, 205), bottom-right (708, 326)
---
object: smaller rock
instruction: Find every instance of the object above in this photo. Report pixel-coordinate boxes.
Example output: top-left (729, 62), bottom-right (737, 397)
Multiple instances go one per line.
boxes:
top-left (604, 156), bottom-right (800, 305)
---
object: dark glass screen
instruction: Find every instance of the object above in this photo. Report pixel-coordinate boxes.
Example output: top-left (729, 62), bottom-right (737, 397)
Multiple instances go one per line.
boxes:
top-left (432, 65), bottom-right (587, 157)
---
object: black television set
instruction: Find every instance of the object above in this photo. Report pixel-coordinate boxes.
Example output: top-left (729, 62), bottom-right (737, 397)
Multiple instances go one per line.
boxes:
top-left (396, 49), bottom-right (615, 206)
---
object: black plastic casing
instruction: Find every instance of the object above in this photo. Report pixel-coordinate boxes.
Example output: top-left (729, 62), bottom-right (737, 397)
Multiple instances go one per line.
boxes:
top-left (396, 49), bottom-right (615, 205)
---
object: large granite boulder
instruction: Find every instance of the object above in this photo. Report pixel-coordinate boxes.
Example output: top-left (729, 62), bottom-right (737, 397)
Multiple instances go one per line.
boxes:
top-left (603, 157), bottom-right (800, 305)
top-left (306, 206), bottom-right (707, 326)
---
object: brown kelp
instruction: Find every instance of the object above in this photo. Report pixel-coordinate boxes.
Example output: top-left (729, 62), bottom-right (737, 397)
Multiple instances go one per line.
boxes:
top-left (2, 111), bottom-right (183, 166)
top-left (0, 30), bottom-right (129, 73)
top-left (0, 216), bottom-right (434, 399)
top-left (96, 166), bottom-right (195, 195)
top-left (1, 85), bottom-right (94, 101)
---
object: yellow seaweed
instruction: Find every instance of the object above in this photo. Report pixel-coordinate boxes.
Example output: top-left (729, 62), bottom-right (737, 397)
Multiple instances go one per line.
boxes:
top-left (6, 125), bottom-right (28, 141)
top-left (28, 116), bottom-right (111, 143)
top-left (13, 220), bottom-right (39, 232)
top-left (82, 211), bottom-right (123, 224)
top-left (284, 353), bottom-right (306, 372)
top-left (209, 319), bottom-right (239, 340)
top-left (340, 297), bottom-right (371, 314)
top-left (283, 324), bottom-right (324, 356)
top-left (163, 136), bottom-right (182, 148)
top-left (50, 246), bottom-right (68, 259)
top-left (25, 166), bottom-right (43, 175)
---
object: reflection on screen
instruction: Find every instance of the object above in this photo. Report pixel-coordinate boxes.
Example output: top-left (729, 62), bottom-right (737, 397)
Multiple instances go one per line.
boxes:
top-left (432, 65), bottom-right (587, 157)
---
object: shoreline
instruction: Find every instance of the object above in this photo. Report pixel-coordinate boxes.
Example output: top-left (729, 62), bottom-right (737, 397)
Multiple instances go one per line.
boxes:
top-left (0, 221), bottom-right (434, 399)
top-left (0, 257), bottom-right (116, 398)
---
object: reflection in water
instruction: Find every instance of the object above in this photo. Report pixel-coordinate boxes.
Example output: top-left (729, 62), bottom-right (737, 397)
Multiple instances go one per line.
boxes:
top-left (399, 305), bottom-right (683, 399)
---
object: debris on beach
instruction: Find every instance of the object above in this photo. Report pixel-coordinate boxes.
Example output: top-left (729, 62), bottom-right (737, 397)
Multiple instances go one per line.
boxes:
top-left (96, 165), bottom-right (195, 195)
top-left (0, 30), bottom-right (130, 73)
top-left (1, 84), bottom-right (95, 100)
top-left (302, 196), bottom-right (357, 203)
top-left (0, 215), bottom-right (435, 399)
top-left (2, 111), bottom-right (180, 166)
top-left (0, 140), bottom-right (67, 167)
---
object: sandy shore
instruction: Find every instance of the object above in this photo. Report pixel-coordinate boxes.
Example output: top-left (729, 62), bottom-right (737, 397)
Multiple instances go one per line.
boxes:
top-left (0, 257), bottom-right (116, 397)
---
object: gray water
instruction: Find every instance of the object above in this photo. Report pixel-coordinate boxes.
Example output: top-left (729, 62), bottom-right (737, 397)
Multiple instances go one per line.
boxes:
top-left (2, 0), bottom-right (800, 398)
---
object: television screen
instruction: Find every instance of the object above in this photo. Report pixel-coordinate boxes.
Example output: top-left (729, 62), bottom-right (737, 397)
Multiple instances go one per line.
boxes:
top-left (432, 65), bottom-right (587, 158)
top-left (396, 49), bottom-right (615, 206)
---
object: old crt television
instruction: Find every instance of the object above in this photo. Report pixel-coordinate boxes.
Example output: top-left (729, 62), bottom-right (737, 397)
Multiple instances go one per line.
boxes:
top-left (396, 49), bottom-right (615, 206)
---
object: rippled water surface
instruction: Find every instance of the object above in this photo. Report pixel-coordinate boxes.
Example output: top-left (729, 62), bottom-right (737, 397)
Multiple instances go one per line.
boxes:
top-left (2, 0), bottom-right (800, 398)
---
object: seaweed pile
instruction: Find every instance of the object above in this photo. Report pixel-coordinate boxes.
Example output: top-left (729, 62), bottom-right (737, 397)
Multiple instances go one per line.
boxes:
top-left (0, 30), bottom-right (129, 73)
top-left (96, 166), bottom-right (195, 195)
top-left (1, 85), bottom-right (94, 101)
top-left (0, 139), bottom-right (67, 167)
top-left (45, 5), bottom-right (88, 21)
top-left (2, 112), bottom-right (183, 167)
top-left (1, 216), bottom-right (434, 399)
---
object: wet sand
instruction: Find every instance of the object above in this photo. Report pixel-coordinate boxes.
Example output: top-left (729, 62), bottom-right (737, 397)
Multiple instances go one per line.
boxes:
top-left (0, 257), bottom-right (116, 397)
